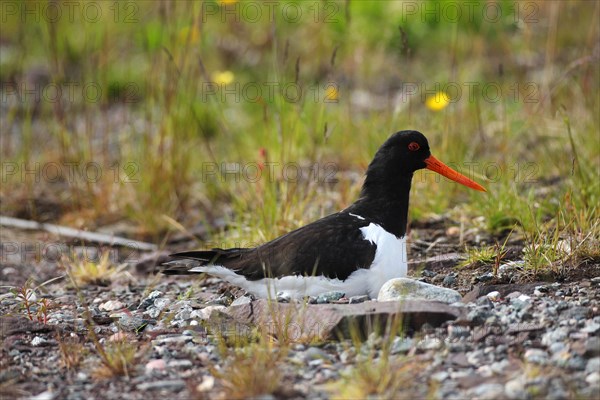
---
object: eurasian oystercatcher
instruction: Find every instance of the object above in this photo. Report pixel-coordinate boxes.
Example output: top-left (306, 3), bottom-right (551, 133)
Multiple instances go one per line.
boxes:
top-left (163, 130), bottom-right (485, 299)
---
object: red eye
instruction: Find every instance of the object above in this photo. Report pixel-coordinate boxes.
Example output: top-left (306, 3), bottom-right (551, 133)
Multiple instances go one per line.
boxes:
top-left (408, 142), bottom-right (420, 151)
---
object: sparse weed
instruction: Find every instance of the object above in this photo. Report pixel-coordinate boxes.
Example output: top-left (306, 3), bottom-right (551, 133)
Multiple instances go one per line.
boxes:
top-left (57, 334), bottom-right (86, 370)
top-left (457, 246), bottom-right (497, 269)
top-left (61, 250), bottom-right (125, 287)
top-left (212, 337), bottom-right (286, 399)
top-left (92, 338), bottom-right (140, 379)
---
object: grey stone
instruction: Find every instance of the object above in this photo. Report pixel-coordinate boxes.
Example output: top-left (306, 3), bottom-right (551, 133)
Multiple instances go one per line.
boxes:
top-left (230, 296), bottom-right (252, 307)
top-left (586, 372), bottom-right (600, 384)
top-left (117, 315), bottom-right (145, 332)
top-left (390, 336), bottom-right (414, 355)
top-left (276, 292), bottom-right (291, 303)
top-left (442, 274), bottom-right (456, 286)
top-left (136, 380), bottom-right (186, 391)
top-left (137, 290), bottom-right (163, 310)
top-left (316, 291), bottom-right (345, 304)
top-left (582, 320), bottom-right (600, 334)
top-left (525, 348), bottom-right (548, 365)
top-left (348, 295), bottom-right (369, 304)
top-left (467, 383), bottom-right (505, 400)
top-left (586, 357), bottom-right (600, 374)
top-left (377, 278), bottom-right (462, 304)
top-left (431, 371), bottom-right (449, 382)
top-left (505, 378), bottom-right (528, 399)
top-left (31, 336), bottom-right (47, 347)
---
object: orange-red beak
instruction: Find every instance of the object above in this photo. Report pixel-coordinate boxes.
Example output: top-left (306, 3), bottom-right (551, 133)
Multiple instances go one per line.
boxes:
top-left (424, 155), bottom-right (486, 192)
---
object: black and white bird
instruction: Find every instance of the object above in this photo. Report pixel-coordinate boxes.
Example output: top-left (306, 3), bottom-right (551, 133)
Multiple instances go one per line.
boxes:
top-left (163, 130), bottom-right (485, 299)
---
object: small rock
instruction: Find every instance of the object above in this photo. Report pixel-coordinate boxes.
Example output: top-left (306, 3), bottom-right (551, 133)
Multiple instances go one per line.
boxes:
top-left (136, 380), bottom-right (185, 391)
top-left (486, 291), bottom-right (501, 301)
top-left (586, 357), bottom-right (600, 374)
top-left (230, 296), bottom-right (252, 307)
top-left (421, 270), bottom-right (436, 278)
top-left (431, 371), bottom-right (449, 382)
top-left (586, 372), bottom-right (600, 384)
top-left (190, 305), bottom-right (226, 320)
top-left (31, 336), bottom-right (47, 347)
top-left (145, 359), bottom-right (166, 373)
top-left (196, 376), bottom-right (215, 392)
top-left (476, 296), bottom-right (494, 308)
top-left (377, 278), bottom-right (462, 304)
top-left (99, 300), bottom-right (125, 312)
top-left (467, 383), bottom-right (505, 400)
top-left (476, 272), bottom-right (494, 283)
top-left (442, 274), bottom-right (457, 286)
top-left (316, 291), bottom-right (345, 304)
top-left (505, 377), bottom-right (527, 399)
top-left (29, 390), bottom-right (56, 400)
top-left (390, 337), bottom-right (414, 355)
top-left (137, 290), bottom-right (163, 310)
top-left (108, 332), bottom-right (129, 342)
top-left (152, 335), bottom-right (192, 345)
top-left (167, 360), bottom-right (193, 369)
top-left (303, 347), bottom-right (330, 362)
top-left (117, 315), bottom-right (145, 332)
top-left (524, 348), bottom-right (548, 365)
top-left (446, 226), bottom-right (460, 236)
top-left (582, 320), bottom-right (600, 334)
top-left (276, 292), bottom-right (291, 303)
top-left (349, 295), bottom-right (369, 304)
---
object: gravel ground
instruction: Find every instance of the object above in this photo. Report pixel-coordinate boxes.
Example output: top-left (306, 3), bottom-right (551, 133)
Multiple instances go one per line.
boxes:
top-left (1, 227), bottom-right (599, 400)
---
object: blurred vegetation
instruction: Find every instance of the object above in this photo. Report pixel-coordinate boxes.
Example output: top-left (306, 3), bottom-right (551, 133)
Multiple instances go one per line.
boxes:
top-left (1, 1), bottom-right (598, 266)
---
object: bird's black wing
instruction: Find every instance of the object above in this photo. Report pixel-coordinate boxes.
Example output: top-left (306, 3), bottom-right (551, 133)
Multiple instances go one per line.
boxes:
top-left (167, 212), bottom-right (377, 281)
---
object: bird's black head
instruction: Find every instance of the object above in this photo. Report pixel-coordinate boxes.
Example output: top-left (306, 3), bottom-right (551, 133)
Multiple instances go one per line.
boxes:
top-left (360, 130), bottom-right (485, 200)
top-left (372, 130), bottom-right (432, 174)
top-left (350, 130), bottom-right (485, 237)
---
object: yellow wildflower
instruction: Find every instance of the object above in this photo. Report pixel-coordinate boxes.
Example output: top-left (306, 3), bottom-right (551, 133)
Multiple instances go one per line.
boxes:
top-left (325, 84), bottom-right (339, 102)
top-left (212, 71), bottom-right (235, 85)
top-left (425, 91), bottom-right (450, 111)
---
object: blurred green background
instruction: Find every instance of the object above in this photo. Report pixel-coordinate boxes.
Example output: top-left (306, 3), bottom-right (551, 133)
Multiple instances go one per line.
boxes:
top-left (1, 1), bottom-right (598, 264)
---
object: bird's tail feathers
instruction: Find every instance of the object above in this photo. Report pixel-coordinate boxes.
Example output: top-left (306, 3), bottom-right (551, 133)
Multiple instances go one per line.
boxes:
top-left (161, 248), bottom-right (247, 275)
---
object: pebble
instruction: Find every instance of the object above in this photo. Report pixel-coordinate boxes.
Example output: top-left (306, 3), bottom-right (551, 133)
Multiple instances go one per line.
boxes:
top-left (390, 337), bottom-right (414, 355)
top-left (152, 335), bottom-right (192, 345)
top-left (117, 315), bottom-right (145, 331)
top-left (505, 377), bottom-right (527, 399)
top-left (230, 296), bottom-right (252, 306)
top-left (145, 359), bottom-right (166, 372)
top-left (99, 300), bottom-right (125, 312)
top-left (349, 295), bottom-right (369, 304)
top-left (377, 278), bottom-right (462, 303)
top-left (137, 290), bottom-right (163, 310)
top-left (586, 372), bottom-right (600, 384)
top-left (486, 291), bottom-right (500, 301)
top-left (316, 291), bottom-right (345, 304)
top-left (524, 348), bottom-right (548, 365)
top-left (582, 320), bottom-right (600, 334)
top-left (476, 272), bottom-right (494, 283)
top-left (190, 305), bottom-right (226, 320)
top-left (136, 380), bottom-right (186, 391)
top-left (303, 347), bottom-right (330, 362)
top-left (442, 274), bottom-right (456, 286)
top-left (31, 336), bottom-right (47, 347)
top-left (276, 292), bottom-right (291, 303)
top-left (467, 383), bottom-right (505, 400)
top-left (586, 357), bottom-right (600, 373)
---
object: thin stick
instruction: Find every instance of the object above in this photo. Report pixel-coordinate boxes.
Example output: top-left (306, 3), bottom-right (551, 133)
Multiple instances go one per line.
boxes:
top-left (0, 216), bottom-right (157, 251)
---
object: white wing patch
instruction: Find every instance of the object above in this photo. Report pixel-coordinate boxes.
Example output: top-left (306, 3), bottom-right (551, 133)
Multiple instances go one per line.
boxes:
top-left (189, 222), bottom-right (407, 299)
top-left (349, 213), bottom-right (366, 220)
